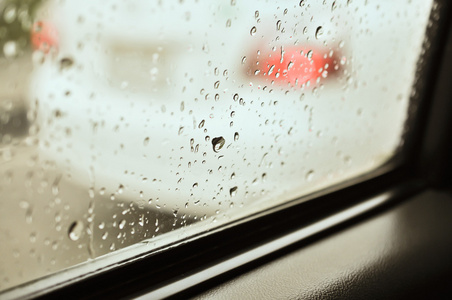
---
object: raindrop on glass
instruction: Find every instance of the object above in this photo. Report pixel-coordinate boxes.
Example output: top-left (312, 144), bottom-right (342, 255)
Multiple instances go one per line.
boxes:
top-left (315, 26), bottom-right (324, 39)
top-left (230, 186), bottom-right (238, 197)
top-left (250, 26), bottom-right (257, 36)
top-left (212, 137), bottom-right (226, 153)
top-left (3, 41), bottom-right (17, 58)
top-left (68, 221), bottom-right (84, 241)
top-left (119, 219), bottom-right (126, 230)
top-left (60, 57), bottom-right (74, 71)
top-left (306, 170), bottom-right (314, 182)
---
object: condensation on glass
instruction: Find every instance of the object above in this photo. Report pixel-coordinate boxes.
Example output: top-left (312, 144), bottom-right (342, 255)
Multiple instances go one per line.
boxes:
top-left (0, 0), bottom-right (435, 292)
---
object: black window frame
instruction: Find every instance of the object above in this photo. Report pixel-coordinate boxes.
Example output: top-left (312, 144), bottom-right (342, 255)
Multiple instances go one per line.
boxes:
top-left (3, 1), bottom-right (452, 299)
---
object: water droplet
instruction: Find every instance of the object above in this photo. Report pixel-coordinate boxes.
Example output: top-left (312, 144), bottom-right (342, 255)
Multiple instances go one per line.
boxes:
top-left (60, 57), bottom-right (74, 71)
top-left (143, 137), bottom-right (150, 146)
top-left (332, 1), bottom-right (337, 11)
top-left (214, 81), bottom-right (220, 89)
top-left (250, 26), bottom-right (257, 36)
top-left (149, 67), bottom-right (159, 77)
top-left (241, 56), bottom-right (247, 64)
top-left (226, 19), bottom-right (232, 27)
top-left (306, 50), bottom-right (313, 60)
top-left (276, 20), bottom-right (282, 31)
top-left (255, 11), bottom-right (259, 18)
top-left (119, 219), bottom-right (126, 230)
top-left (193, 182), bottom-right (198, 188)
top-left (118, 184), bottom-right (124, 194)
top-left (230, 186), bottom-right (238, 197)
top-left (4, 5), bottom-right (17, 23)
top-left (51, 175), bottom-right (62, 196)
top-left (344, 156), bottom-right (352, 165)
top-left (29, 232), bottom-right (37, 243)
top-left (120, 81), bottom-right (129, 89)
top-left (198, 120), bottom-right (205, 128)
top-left (212, 137), bottom-right (226, 153)
top-left (3, 41), bottom-right (17, 58)
top-left (234, 132), bottom-right (239, 141)
top-left (88, 187), bottom-right (95, 199)
top-left (306, 170), bottom-right (314, 182)
top-left (202, 43), bottom-right (209, 53)
top-left (178, 126), bottom-right (184, 135)
top-left (315, 26), bottom-right (324, 39)
top-left (233, 94), bottom-right (239, 101)
top-left (68, 221), bottom-right (84, 241)
top-left (299, 0), bottom-right (305, 7)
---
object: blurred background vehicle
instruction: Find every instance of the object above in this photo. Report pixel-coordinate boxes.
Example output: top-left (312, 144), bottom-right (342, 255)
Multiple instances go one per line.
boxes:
top-left (27, 0), bottom-right (421, 218)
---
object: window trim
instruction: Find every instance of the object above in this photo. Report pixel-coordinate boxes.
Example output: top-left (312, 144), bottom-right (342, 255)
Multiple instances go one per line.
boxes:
top-left (2, 169), bottom-right (425, 300)
top-left (135, 180), bottom-right (421, 299)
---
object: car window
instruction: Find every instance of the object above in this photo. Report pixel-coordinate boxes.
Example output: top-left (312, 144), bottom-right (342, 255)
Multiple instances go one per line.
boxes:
top-left (0, 0), bottom-right (434, 293)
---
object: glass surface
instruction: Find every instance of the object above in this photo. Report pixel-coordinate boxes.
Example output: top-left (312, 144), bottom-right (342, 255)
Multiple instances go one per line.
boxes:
top-left (0, 0), bottom-right (434, 292)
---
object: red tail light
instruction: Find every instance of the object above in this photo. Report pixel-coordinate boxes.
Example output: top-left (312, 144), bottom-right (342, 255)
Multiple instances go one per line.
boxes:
top-left (31, 21), bottom-right (58, 53)
top-left (251, 47), bottom-right (338, 88)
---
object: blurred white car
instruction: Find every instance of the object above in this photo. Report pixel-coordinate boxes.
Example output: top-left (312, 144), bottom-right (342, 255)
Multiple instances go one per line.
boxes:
top-left (28, 0), bottom-right (431, 217)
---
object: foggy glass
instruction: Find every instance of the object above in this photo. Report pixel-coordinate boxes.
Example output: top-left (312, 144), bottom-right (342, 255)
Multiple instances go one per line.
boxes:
top-left (0, 0), bottom-right (434, 292)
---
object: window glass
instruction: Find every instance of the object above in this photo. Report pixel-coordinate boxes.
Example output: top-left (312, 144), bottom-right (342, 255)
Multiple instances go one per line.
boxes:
top-left (0, 0), bottom-right (434, 292)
